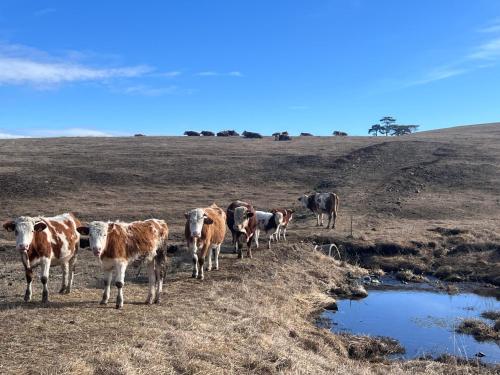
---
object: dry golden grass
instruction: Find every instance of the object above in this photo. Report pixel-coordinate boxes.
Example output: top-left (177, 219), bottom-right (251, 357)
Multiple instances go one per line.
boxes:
top-left (0, 243), bottom-right (495, 374)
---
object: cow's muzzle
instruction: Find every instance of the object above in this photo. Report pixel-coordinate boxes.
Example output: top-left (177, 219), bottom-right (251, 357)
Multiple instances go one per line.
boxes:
top-left (91, 247), bottom-right (102, 257)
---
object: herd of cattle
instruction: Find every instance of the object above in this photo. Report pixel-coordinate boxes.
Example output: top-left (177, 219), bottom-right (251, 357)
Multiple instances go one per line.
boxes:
top-left (2, 192), bottom-right (340, 309)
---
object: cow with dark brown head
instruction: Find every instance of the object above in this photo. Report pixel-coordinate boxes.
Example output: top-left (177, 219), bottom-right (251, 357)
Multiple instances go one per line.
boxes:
top-left (226, 201), bottom-right (257, 258)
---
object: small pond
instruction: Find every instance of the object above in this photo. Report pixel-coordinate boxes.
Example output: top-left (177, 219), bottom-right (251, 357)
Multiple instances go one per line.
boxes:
top-left (323, 290), bottom-right (500, 364)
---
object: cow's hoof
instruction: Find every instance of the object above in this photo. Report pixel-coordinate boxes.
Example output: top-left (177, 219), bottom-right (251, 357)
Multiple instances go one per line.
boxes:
top-left (24, 291), bottom-right (31, 302)
top-left (197, 275), bottom-right (204, 281)
top-left (145, 298), bottom-right (153, 305)
top-left (100, 300), bottom-right (108, 305)
top-left (42, 293), bottom-right (48, 304)
top-left (154, 297), bottom-right (161, 304)
top-left (207, 267), bottom-right (212, 272)
top-left (64, 288), bottom-right (71, 295)
top-left (215, 267), bottom-right (219, 271)
top-left (191, 273), bottom-right (197, 278)
top-left (59, 287), bottom-right (66, 294)
top-left (115, 304), bottom-right (123, 309)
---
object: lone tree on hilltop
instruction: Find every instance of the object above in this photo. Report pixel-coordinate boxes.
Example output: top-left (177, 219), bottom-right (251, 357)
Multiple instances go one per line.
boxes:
top-left (369, 117), bottom-right (420, 136)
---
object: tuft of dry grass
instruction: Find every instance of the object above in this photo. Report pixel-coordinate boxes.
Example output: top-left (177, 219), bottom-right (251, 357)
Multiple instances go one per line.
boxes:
top-left (456, 319), bottom-right (500, 343)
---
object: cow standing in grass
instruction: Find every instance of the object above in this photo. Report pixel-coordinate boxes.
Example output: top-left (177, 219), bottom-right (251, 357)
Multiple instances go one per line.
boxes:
top-left (271, 208), bottom-right (294, 240)
top-left (3, 213), bottom-right (81, 303)
top-left (254, 210), bottom-right (283, 249)
top-left (77, 219), bottom-right (168, 308)
top-left (185, 203), bottom-right (226, 280)
top-left (226, 201), bottom-right (257, 258)
top-left (298, 192), bottom-right (340, 229)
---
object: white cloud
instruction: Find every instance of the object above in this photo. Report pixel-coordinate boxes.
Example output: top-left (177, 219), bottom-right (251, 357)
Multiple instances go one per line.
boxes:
top-left (160, 71), bottom-right (182, 77)
top-left (406, 20), bottom-right (500, 87)
top-left (0, 57), bottom-right (150, 86)
top-left (468, 37), bottom-right (500, 60)
top-left (407, 67), bottom-right (469, 86)
top-left (196, 71), bottom-right (219, 76)
top-left (121, 85), bottom-right (180, 96)
top-left (0, 132), bottom-right (28, 139)
top-left (0, 42), bottom-right (151, 87)
top-left (31, 128), bottom-right (116, 137)
top-left (195, 71), bottom-right (243, 77)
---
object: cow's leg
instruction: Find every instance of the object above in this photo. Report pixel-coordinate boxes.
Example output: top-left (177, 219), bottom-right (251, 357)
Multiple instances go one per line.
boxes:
top-left (236, 233), bottom-right (243, 259)
top-left (214, 244), bottom-right (221, 270)
top-left (197, 246), bottom-right (208, 280)
top-left (24, 268), bottom-right (33, 302)
top-left (145, 261), bottom-right (155, 305)
top-left (154, 260), bottom-right (163, 304)
top-left (101, 269), bottom-right (112, 305)
top-left (332, 211), bottom-right (337, 229)
top-left (59, 262), bottom-right (69, 294)
top-left (191, 240), bottom-right (199, 278)
top-left (283, 226), bottom-right (288, 241)
top-left (247, 238), bottom-right (253, 259)
top-left (316, 213), bottom-right (320, 226)
top-left (254, 229), bottom-right (260, 249)
top-left (232, 232), bottom-right (238, 254)
top-left (66, 254), bottom-right (77, 294)
top-left (267, 233), bottom-right (273, 249)
top-left (114, 262), bottom-right (127, 309)
top-left (207, 247), bottom-right (213, 271)
top-left (327, 213), bottom-right (332, 229)
top-left (40, 257), bottom-right (51, 303)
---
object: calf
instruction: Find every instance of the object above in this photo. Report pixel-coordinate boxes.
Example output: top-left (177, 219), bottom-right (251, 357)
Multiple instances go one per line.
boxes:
top-left (298, 192), bottom-right (340, 229)
top-left (3, 213), bottom-right (81, 303)
top-left (185, 203), bottom-right (226, 280)
top-left (77, 219), bottom-right (168, 308)
top-left (226, 200), bottom-right (257, 258)
top-left (271, 208), bottom-right (294, 240)
top-left (254, 210), bottom-right (283, 249)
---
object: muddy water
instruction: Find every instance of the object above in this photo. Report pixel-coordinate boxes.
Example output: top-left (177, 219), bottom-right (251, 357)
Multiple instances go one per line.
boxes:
top-left (324, 290), bottom-right (500, 364)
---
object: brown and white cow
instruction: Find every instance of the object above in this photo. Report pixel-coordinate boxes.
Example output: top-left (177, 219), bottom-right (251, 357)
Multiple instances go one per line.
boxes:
top-left (271, 208), bottom-right (294, 241)
top-left (255, 210), bottom-right (283, 249)
top-left (298, 192), bottom-right (340, 229)
top-left (226, 200), bottom-right (257, 258)
top-left (185, 203), bottom-right (226, 280)
top-left (77, 219), bottom-right (168, 309)
top-left (3, 213), bottom-right (81, 303)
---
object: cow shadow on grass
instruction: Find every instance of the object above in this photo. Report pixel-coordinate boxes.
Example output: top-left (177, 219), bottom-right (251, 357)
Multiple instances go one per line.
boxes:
top-left (0, 299), bottom-right (100, 311)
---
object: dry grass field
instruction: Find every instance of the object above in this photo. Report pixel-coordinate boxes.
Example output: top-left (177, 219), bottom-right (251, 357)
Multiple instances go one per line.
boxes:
top-left (0, 123), bottom-right (499, 374)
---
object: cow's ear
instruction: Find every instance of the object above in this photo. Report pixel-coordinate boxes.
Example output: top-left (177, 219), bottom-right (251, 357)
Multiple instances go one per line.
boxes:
top-left (204, 216), bottom-right (214, 224)
top-left (77, 226), bottom-right (90, 235)
top-left (34, 222), bottom-right (47, 232)
top-left (247, 212), bottom-right (254, 218)
top-left (3, 221), bottom-right (15, 232)
top-left (184, 212), bottom-right (189, 220)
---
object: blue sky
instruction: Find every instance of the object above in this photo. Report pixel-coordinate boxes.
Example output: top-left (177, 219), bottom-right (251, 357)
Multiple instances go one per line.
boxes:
top-left (1, 1), bottom-right (500, 137)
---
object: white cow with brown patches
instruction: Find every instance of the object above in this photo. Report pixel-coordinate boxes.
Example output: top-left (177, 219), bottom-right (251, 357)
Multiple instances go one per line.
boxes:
top-left (185, 203), bottom-right (226, 280)
top-left (3, 213), bottom-right (81, 303)
top-left (77, 219), bottom-right (169, 309)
